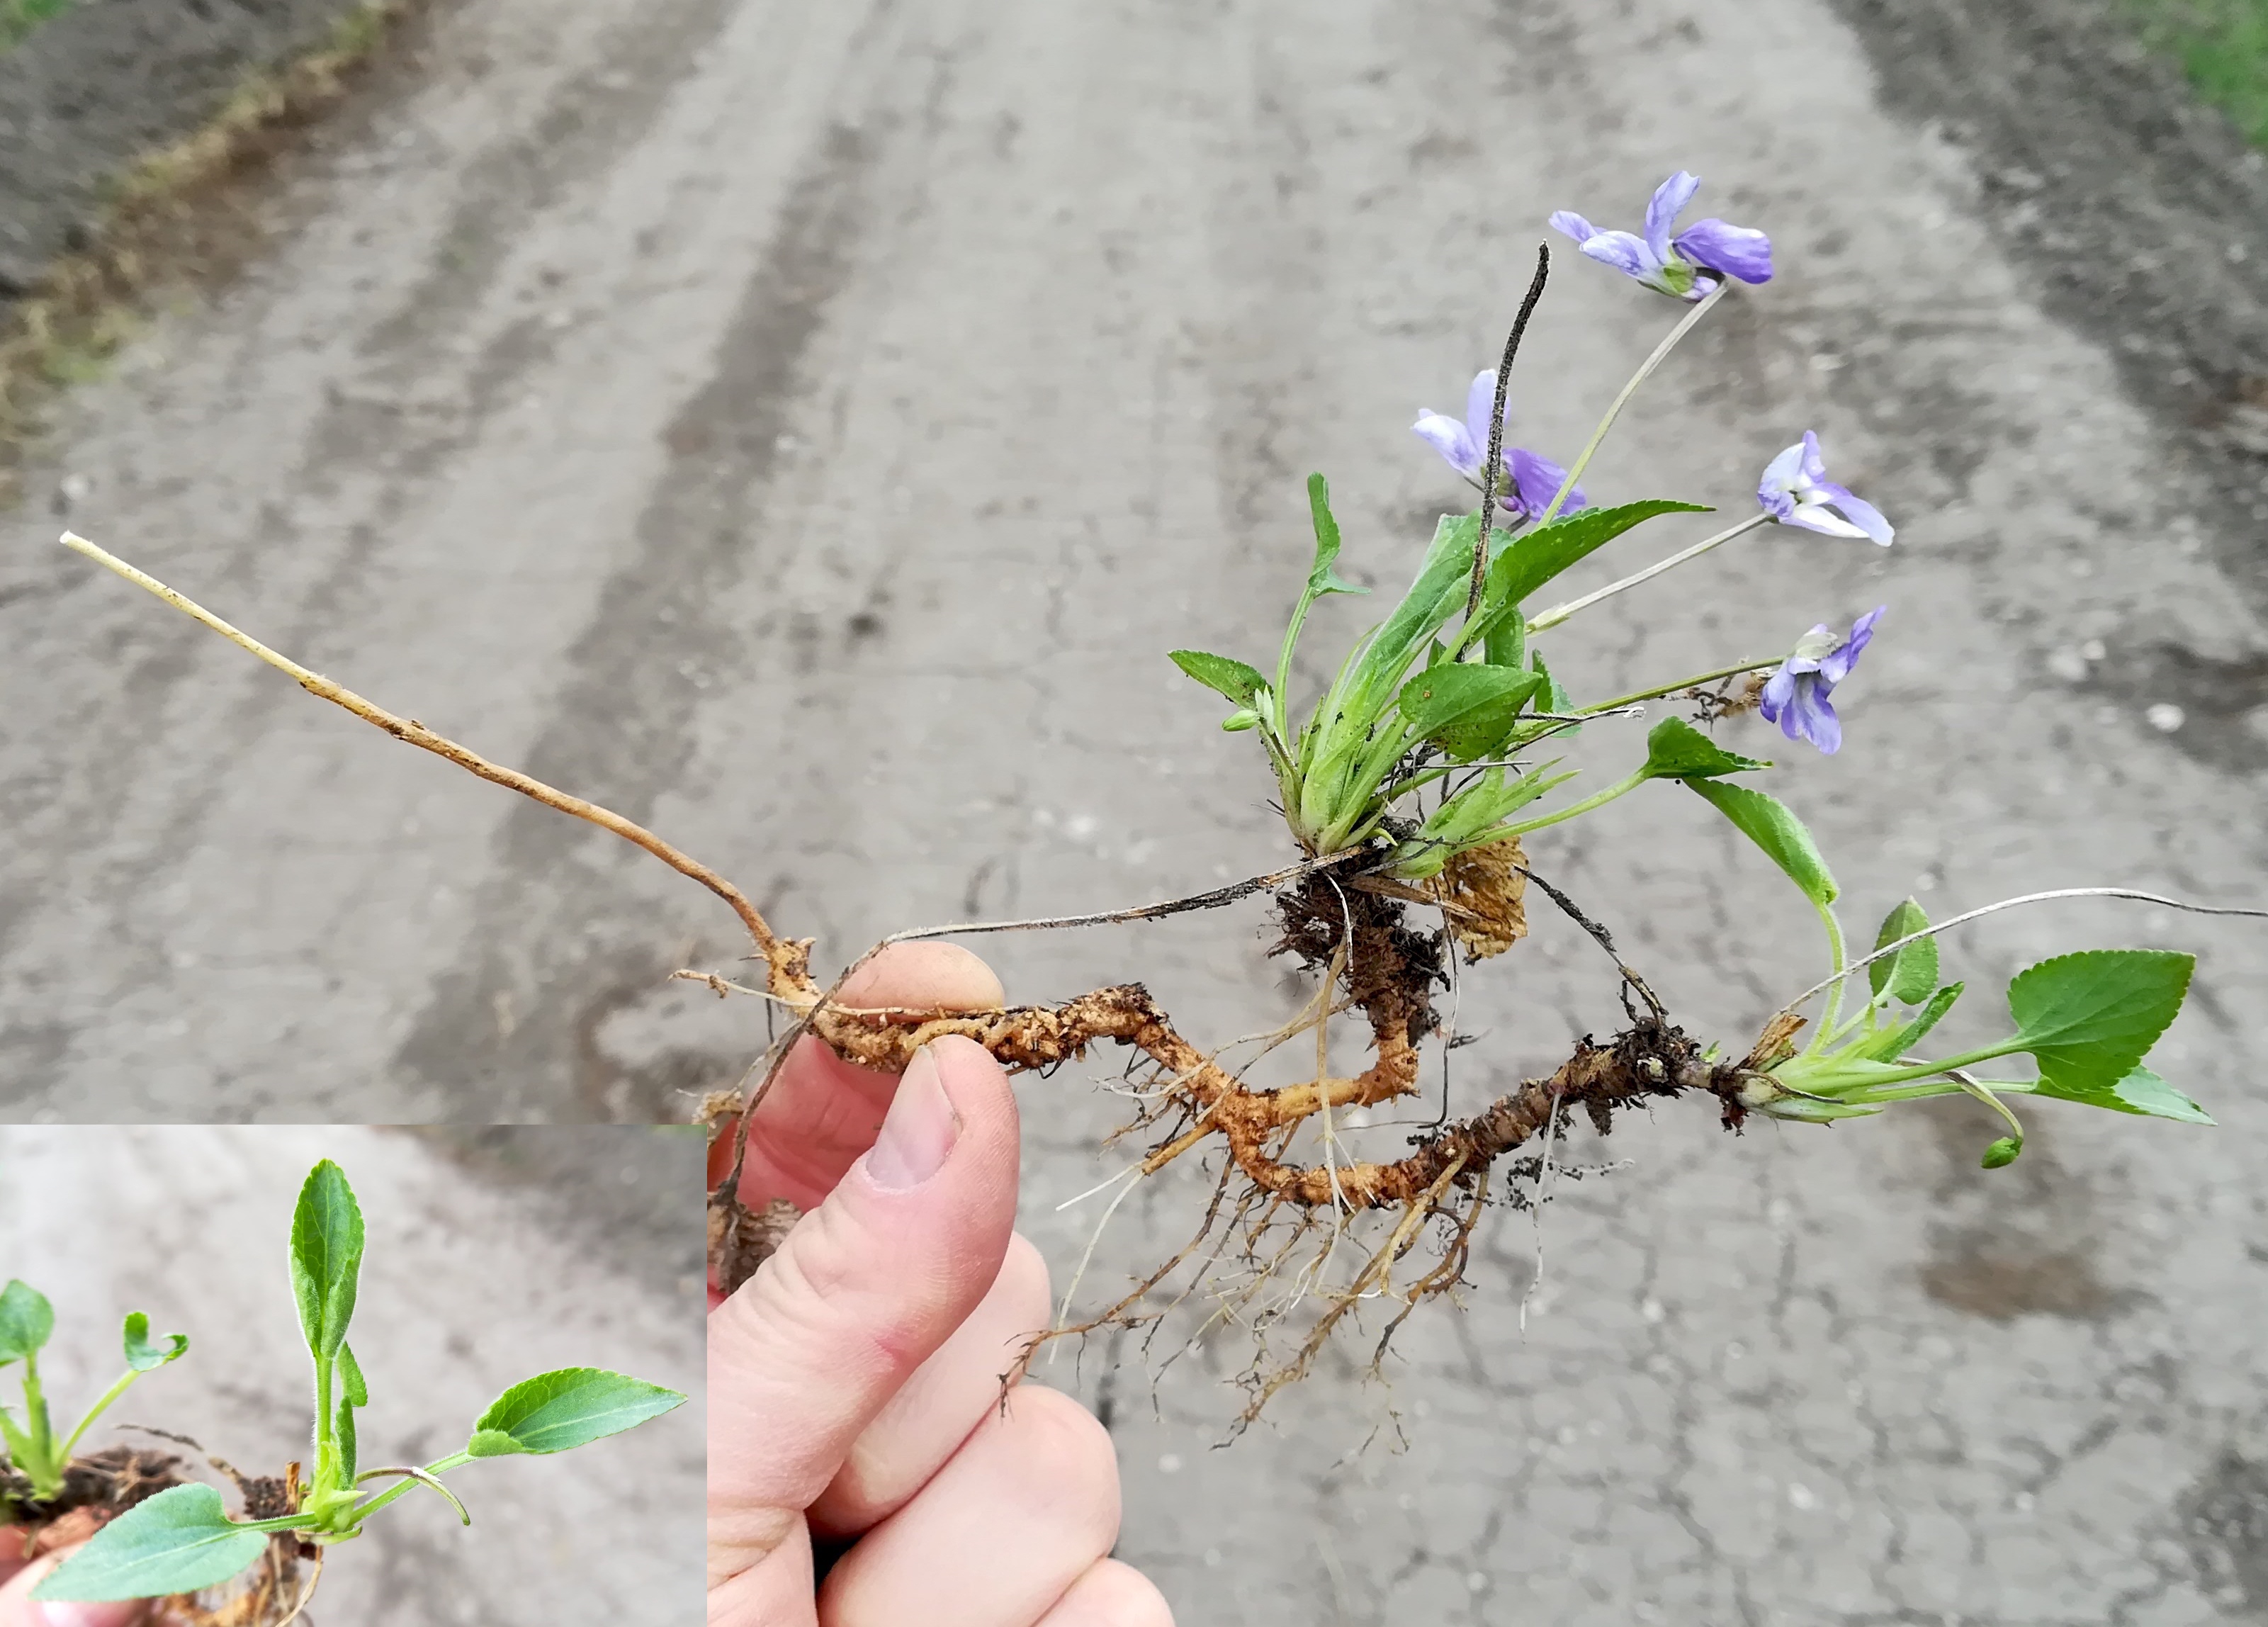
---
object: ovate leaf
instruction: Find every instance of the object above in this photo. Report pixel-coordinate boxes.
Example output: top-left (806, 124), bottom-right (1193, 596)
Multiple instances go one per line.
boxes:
top-left (466, 1368), bottom-right (687, 1457)
top-left (2005, 950), bottom-right (2195, 1098)
top-left (1639, 717), bottom-right (1768, 781)
top-left (1684, 780), bottom-right (1839, 906)
top-left (2026, 1064), bottom-right (2212, 1125)
top-left (289, 1160), bottom-right (365, 1361)
top-left (1486, 499), bottom-right (1713, 611)
top-left (1168, 651), bottom-right (1268, 709)
top-left (1395, 665), bottom-right (1544, 761)
top-left (32, 1484), bottom-right (269, 1602)
top-left (0, 1280), bottom-right (53, 1367)
top-left (120, 1312), bottom-right (188, 1373)
top-left (1868, 899), bottom-right (1939, 1004)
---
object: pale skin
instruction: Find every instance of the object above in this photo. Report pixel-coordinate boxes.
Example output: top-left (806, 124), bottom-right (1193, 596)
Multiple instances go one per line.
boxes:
top-left (0, 1535), bottom-right (143, 1627)
top-left (706, 942), bottom-right (1174, 1627)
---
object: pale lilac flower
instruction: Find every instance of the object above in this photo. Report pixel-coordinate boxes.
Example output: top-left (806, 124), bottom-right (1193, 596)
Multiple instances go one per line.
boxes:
top-left (1548, 172), bottom-right (1773, 302)
top-left (1411, 371), bottom-right (1586, 521)
top-left (1756, 431), bottom-right (1895, 544)
top-left (1761, 607), bottom-right (1885, 755)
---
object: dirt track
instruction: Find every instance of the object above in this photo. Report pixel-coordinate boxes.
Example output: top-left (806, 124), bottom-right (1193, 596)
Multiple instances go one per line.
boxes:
top-left (2, 0), bottom-right (2267, 1620)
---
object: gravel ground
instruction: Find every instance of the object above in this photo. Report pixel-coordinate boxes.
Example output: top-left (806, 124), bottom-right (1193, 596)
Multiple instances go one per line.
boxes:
top-left (1, 0), bottom-right (2266, 1621)
top-left (0, 1125), bottom-right (702, 1625)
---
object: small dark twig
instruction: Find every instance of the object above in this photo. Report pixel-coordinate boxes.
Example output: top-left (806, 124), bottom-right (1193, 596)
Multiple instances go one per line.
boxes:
top-left (1467, 245), bottom-right (1553, 626)
top-left (881, 848), bottom-right (1366, 944)
top-left (1515, 864), bottom-right (1665, 1019)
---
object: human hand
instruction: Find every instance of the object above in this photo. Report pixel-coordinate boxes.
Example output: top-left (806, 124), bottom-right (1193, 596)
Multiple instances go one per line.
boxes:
top-left (0, 1529), bottom-right (144, 1627)
top-left (706, 943), bottom-right (1172, 1627)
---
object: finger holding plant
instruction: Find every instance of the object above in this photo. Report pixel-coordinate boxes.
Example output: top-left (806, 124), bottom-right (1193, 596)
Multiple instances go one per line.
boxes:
top-left (47, 167), bottom-right (2268, 1433)
top-left (26, 1161), bottom-right (685, 1616)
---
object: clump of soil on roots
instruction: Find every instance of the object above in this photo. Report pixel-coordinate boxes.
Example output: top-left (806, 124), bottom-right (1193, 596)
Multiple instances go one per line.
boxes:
top-left (4, 1446), bottom-right (320, 1626)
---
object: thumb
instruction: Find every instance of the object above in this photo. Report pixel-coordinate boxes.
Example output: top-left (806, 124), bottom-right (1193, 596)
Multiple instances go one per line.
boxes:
top-left (706, 1035), bottom-right (1019, 1603)
top-left (0, 1547), bottom-right (146, 1627)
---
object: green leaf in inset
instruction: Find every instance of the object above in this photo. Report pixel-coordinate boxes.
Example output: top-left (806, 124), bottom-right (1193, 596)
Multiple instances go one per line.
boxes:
top-left (1868, 899), bottom-right (1939, 1004)
top-left (1303, 474), bottom-right (1365, 600)
top-left (467, 1368), bottom-right (686, 1457)
top-left (120, 1312), bottom-right (188, 1373)
top-left (1488, 499), bottom-right (1713, 611)
top-left (2026, 1063), bottom-right (2213, 1125)
top-left (1394, 665), bottom-right (1544, 761)
top-left (1639, 717), bottom-right (1769, 782)
top-left (1169, 650), bottom-right (1268, 710)
top-left (0, 1280), bottom-right (52, 1367)
top-left (1684, 780), bottom-right (1838, 906)
top-left (289, 1160), bottom-right (366, 1361)
top-left (31, 1484), bottom-right (269, 1602)
top-left (2005, 950), bottom-right (2195, 1098)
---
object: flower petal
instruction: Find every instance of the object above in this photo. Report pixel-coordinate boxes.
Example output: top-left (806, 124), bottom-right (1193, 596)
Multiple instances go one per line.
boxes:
top-left (1819, 606), bottom-right (1885, 683)
top-left (1768, 672), bottom-right (1842, 753)
top-left (1577, 230), bottom-right (1655, 280)
top-left (1644, 171), bottom-right (1701, 262)
top-left (1465, 370), bottom-right (1503, 449)
top-left (1757, 440), bottom-right (1807, 510)
top-left (1830, 490), bottom-right (1895, 546)
top-left (1759, 666), bottom-right (1798, 724)
top-left (1547, 210), bottom-right (1601, 244)
top-left (1785, 502), bottom-right (1875, 541)
top-left (1798, 429), bottom-right (1829, 488)
top-left (1413, 410), bottom-right (1480, 478)
top-left (1672, 218), bottom-right (1773, 283)
top-left (1508, 447), bottom-right (1583, 517)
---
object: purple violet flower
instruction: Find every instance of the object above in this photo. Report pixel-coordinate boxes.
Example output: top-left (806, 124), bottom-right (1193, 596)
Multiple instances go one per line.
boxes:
top-left (1548, 172), bottom-right (1774, 302)
top-left (1412, 371), bottom-right (1587, 522)
top-left (1761, 606), bottom-right (1885, 755)
top-left (1756, 431), bottom-right (1895, 544)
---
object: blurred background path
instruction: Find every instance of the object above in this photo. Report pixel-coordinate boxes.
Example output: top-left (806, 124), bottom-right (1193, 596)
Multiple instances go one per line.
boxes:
top-left (2, 0), bottom-right (2267, 1621)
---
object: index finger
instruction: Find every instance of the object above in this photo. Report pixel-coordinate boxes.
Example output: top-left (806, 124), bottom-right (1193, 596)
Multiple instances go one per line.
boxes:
top-left (706, 941), bottom-right (1005, 1212)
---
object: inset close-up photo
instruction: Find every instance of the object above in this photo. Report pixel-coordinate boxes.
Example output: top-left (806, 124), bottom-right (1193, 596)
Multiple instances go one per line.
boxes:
top-left (0, 1127), bottom-right (701, 1626)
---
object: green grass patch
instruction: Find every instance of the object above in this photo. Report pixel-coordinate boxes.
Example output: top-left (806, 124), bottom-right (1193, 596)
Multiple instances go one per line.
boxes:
top-left (0, 0), bottom-right (71, 54)
top-left (2128, 0), bottom-right (2268, 146)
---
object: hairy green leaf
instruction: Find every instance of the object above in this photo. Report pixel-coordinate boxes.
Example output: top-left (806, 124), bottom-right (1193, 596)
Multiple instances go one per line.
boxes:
top-left (2020, 1063), bottom-right (2213, 1125)
top-left (289, 1160), bottom-right (365, 1361)
top-left (1860, 982), bottom-right (1965, 1061)
top-left (1168, 650), bottom-right (1268, 709)
top-left (1868, 899), bottom-right (1939, 1004)
top-left (1395, 665), bottom-right (1543, 761)
top-left (2006, 950), bottom-right (2195, 1098)
top-left (1639, 717), bottom-right (1768, 782)
top-left (1489, 499), bottom-right (1713, 612)
top-left (32, 1484), bottom-right (269, 1602)
top-left (467, 1368), bottom-right (687, 1458)
top-left (120, 1313), bottom-right (188, 1374)
top-left (0, 1406), bottom-right (35, 1471)
top-left (0, 1280), bottom-right (52, 1367)
top-left (1684, 780), bottom-right (1838, 906)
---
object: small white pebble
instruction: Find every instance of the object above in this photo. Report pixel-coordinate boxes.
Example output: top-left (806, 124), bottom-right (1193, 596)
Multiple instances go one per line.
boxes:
top-left (1640, 1297), bottom-right (1666, 1324)
top-left (2047, 648), bottom-right (2090, 683)
top-left (1725, 1341), bottom-right (1747, 1361)
top-left (1789, 1482), bottom-right (1817, 1511)
top-left (2081, 638), bottom-right (2107, 662)
top-left (1203, 1548), bottom-right (1222, 1567)
top-left (1466, 1572), bottom-right (1489, 1593)
top-left (1157, 1453), bottom-right (1182, 1475)
top-left (1066, 813), bottom-right (1098, 839)
top-left (2147, 703), bottom-right (2186, 733)
top-left (59, 472), bottom-right (92, 505)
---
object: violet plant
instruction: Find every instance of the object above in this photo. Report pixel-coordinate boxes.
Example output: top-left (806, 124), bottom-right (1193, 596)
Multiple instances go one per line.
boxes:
top-left (28, 1160), bottom-right (684, 1606)
top-left (1170, 171), bottom-right (2223, 1166)
top-left (1, 1280), bottom-right (188, 1505)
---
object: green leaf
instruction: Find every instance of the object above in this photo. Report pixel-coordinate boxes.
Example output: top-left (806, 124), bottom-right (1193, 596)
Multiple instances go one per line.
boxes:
top-left (466, 1368), bottom-right (687, 1457)
top-left (1489, 499), bottom-right (1713, 611)
top-left (1639, 717), bottom-right (1769, 781)
top-left (31, 1484), bottom-right (269, 1602)
top-left (0, 1405), bottom-right (36, 1471)
top-left (289, 1161), bottom-right (366, 1361)
top-left (1168, 650), bottom-right (1268, 710)
top-left (0, 1280), bottom-right (52, 1367)
top-left (1484, 603), bottom-right (1526, 670)
top-left (1684, 780), bottom-right (1839, 906)
top-left (120, 1312), bottom-right (188, 1373)
top-left (1303, 473), bottom-right (1365, 600)
top-left (2005, 950), bottom-right (2195, 1098)
top-left (2023, 1063), bottom-right (2213, 1125)
top-left (335, 1341), bottom-right (367, 1480)
top-left (336, 1342), bottom-right (368, 1409)
top-left (1860, 982), bottom-right (1965, 1060)
top-left (1868, 899), bottom-right (1939, 1004)
top-left (1394, 665), bottom-right (1544, 761)
top-left (464, 1428), bottom-right (527, 1459)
